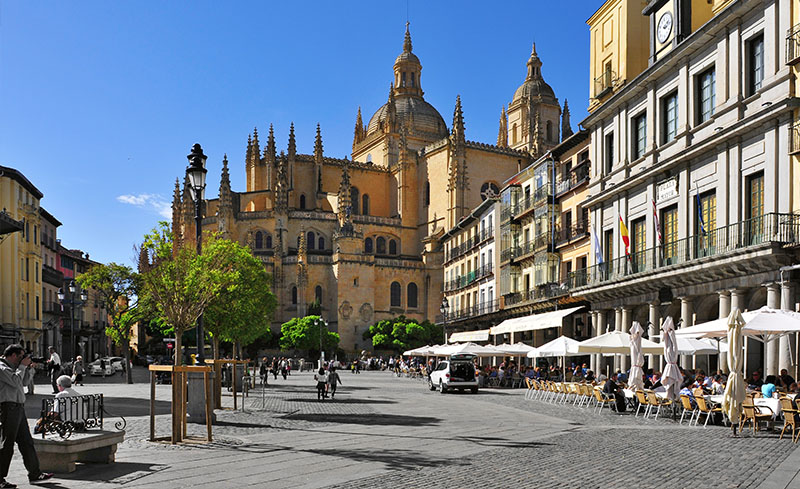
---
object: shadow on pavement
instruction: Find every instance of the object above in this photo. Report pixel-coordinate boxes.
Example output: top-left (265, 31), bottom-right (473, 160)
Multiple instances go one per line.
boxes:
top-left (282, 413), bottom-right (440, 427)
top-left (54, 461), bottom-right (169, 483)
top-left (304, 447), bottom-right (462, 470)
top-left (282, 397), bottom-right (395, 404)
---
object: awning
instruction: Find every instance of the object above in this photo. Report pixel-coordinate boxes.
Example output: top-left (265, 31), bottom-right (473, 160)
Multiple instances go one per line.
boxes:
top-left (490, 306), bottom-right (584, 335)
top-left (448, 329), bottom-right (490, 343)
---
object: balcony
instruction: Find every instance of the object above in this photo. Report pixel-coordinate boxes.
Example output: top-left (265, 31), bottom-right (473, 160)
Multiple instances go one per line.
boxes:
top-left (556, 162), bottom-right (590, 195)
top-left (787, 24), bottom-right (800, 65)
top-left (42, 301), bottom-right (65, 315)
top-left (445, 227), bottom-right (494, 263)
top-left (504, 283), bottom-right (568, 308)
top-left (791, 118), bottom-right (800, 155)
top-left (556, 219), bottom-right (589, 246)
top-left (438, 299), bottom-right (501, 323)
top-left (500, 246), bottom-right (520, 263)
top-left (594, 69), bottom-right (617, 99)
top-left (443, 265), bottom-right (494, 292)
top-left (42, 265), bottom-right (63, 287)
top-left (570, 213), bottom-right (800, 290)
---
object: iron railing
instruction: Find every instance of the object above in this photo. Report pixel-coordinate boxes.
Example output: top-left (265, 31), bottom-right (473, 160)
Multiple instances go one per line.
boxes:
top-left (594, 69), bottom-right (617, 98)
top-left (438, 299), bottom-right (501, 323)
top-left (443, 265), bottom-right (494, 292)
top-left (445, 227), bottom-right (493, 263)
top-left (556, 219), bottom-right (589, 245)
top-left (791, 118), bottom-right (800, 154)
top-left (556, 162), bottom-right (590, 195)
top-left (569, 213), bottom-right (800, 289)
top-left (787, 24), bottom-right (800, 65)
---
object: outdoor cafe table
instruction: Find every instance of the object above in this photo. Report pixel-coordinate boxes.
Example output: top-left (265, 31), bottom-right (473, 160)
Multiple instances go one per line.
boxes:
top-left (623, 386), bottom-right (667, 399)
top-left (707, 395), bottom-right (782, 419)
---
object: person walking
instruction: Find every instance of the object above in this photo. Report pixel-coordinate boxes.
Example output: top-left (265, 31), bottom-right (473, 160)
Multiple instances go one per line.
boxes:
top-left (280, 358), bottom-right (288, 380)
top-left (46, 347), bottom-right (61, 394)
top-left (271, 357), bottom-right (279, 380)
top-left (327, 367), bottom-right (342, 399)
top-left (0, 344), bottom-right (54, 487)
top-left (72, 356), bottom-right (85, 387)
top-left (259, 357), bottom-right (269, 386)
top-left (314, 368), bottom-right (328, 401)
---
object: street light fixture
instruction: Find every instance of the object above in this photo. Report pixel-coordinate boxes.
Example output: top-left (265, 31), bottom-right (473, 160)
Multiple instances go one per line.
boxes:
top-left (186, 143), bottom-right (208, 365)
top-left (57, 279), bottom-right (88, 362)
top-left (440, 297), bottom-right (449, 344)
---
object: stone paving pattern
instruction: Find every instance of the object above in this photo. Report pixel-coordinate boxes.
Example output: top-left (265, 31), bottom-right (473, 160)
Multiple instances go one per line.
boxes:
top-left (6, 368), bottom-right (798, 488)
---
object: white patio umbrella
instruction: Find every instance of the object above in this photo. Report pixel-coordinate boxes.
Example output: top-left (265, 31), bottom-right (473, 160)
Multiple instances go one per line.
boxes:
top-left (675, 337), bottom-right (719, 355)
top-left (403, 345), bottom-right (430, 356)
top-left (577, 330), bottom-right (663, 355)
top-left (661, 317), bottom-right (682, 402)
top-left (432, 342), bottom-right (504, 357)
top-left (628, 321), bottom-right (645, 391)
top-left (722, 309), bottom-right (746, 432)
top-left (675, 307), bottom-right (800, 339)
top-left (494, 342), bottom-right (537, 355)
top-left (527, 336), bottom-right (580, 358)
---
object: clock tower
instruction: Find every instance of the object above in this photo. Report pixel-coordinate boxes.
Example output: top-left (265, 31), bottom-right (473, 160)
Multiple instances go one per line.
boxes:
top-left (643, 0), bottom-right (692, 65)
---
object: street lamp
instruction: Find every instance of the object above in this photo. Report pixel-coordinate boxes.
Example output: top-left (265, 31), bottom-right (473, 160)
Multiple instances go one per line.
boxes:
top-left (319, 318), bottom-right (328, 368)
top-left (440, 297), bottom-right (450, 344)
top-left (186, 143), bottom-right (208, 364)
top-left (57, 279), bottom-right (88, 362)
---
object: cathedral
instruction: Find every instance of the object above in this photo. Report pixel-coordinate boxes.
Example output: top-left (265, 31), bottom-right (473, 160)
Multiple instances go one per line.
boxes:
top-left (171, 24), bottom-right (569, 352)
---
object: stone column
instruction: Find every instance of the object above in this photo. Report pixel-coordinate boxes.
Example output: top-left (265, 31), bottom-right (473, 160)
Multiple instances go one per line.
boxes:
top-left (589, 311), bottom-right (598, 373)
top-left (780, 281), bottom-right (795, 373)
top-left (620, 307), bottom-right (632, 372)
top-left (717, 290), bottom-right (731, 373)
top-left (765, 283), bottom-right (781, 376)
top-left (613, 307), bottom-right (623, 372)
top-left (596, 310), bottom-right (607, 377)
top-left (648, 301), bottom-right (661, 371)
top-left (679, 296), bottom-right (694, 369)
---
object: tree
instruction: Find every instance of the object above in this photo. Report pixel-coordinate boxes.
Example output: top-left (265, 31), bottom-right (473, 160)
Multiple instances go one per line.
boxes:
top-left (76, 263), bottom-right (139, 384)
top-left (279, 316), bottom-right (339, 360)
top-left (363, 316), bottom-right (442, 353)
top-left (138, 223), bottom-right (241, 366)
top-left (204, 239), bottom-right (277, 361)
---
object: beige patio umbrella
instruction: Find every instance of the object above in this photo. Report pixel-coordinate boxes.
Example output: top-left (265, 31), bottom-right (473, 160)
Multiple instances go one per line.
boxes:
top-left (628, 321), bottom-right (645, 392)
top-left (661, 317), bottom-right (682, 402)
top-left (722, 309), bottom-right (746, 433)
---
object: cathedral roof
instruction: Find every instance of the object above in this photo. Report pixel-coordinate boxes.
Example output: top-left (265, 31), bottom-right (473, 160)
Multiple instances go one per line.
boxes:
top-left (367, 96), bottom-right (448, 139)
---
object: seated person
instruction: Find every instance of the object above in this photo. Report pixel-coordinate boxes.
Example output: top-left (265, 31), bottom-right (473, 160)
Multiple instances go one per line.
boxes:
top-left (54, 375), bottom-right (86, 429)
top-left (679, 385), bottom-right (697, 408)
top-left (780, 369), bottom-right (796, 390)
top-left (762, 375), bottom-right (778, 399)
top-left (584, 370), bottom-right (596, 382)
top-left (788, 382), bottom-right (800, 394)
top-left (642, 374), bottom-right (654, 390)
top-left (711, 375), bottom-right (725, 395)
top-left (616, 369), bottom-right (628, 383)
top-left (602, 374), bottom-right (626, 412)
top-left (692, 374), bottom-right (709, 394)
top-left (748, 370), bottom-right (764, 388)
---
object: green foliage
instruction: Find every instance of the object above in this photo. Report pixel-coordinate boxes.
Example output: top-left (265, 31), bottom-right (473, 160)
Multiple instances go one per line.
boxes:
top-left (363, 316), bottom-right (442, 352)
top-left (204, 239), bottom-right (277, 349)
top-left (279, 315), bottom-right (339, 354)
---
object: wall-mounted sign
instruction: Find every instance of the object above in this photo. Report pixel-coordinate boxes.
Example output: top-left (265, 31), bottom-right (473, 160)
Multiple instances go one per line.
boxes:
top-left (656, 176), bottom-right (678, 202)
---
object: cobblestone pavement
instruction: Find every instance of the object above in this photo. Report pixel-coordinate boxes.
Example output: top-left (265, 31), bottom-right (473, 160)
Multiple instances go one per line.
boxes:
top-left (7, 368), bottom-right (798, 488)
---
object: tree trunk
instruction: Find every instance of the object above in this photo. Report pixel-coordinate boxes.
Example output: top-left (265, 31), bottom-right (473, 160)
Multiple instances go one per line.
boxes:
top-left (234, 341), bottom-right (241, 360)
top-left (125, 344), bottom-right (133, 384)
top-left (213, 336), bottom-right (220, 362)
top-left (213, 335), bottom-right (221, 409)
top-left (174, 333), bottom-right (182, 366)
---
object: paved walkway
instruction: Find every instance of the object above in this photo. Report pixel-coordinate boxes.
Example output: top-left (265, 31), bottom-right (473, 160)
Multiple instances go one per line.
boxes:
top-left (5, 368), bottom-right (799, 488)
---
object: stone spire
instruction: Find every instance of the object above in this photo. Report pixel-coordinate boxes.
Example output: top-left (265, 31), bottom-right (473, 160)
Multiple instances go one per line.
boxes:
top-left (451, 95), bottom-right (465, 145)
top-left (288, 122), bottom-right (296, 158)
top-left (448, 95), bottom-right (468, 202)
top-left (526, 42), bottom-right (543, 81)
top-left (287, 123), bottom-right (296, 189)
top-left (314, 124), bottom-right (324, 193)
top-left (403, 21), bottom-right (412, 53)
top-left (561, 99), bottom-right (573, 141)
top-left (171, 178), bottom-right (182, 247)
top-left (251, 126), bottom-right (260, 159)
top-left (275, 151), bottom-right (289, 212)
top-left (497, 105), bottom-right (508, 147)
top-left (181, 175), bottom-right (195, 247)
top-left (352, 107), bottom-right (366, 149)
top-left (337, 160), bottom-right (352, 220)
top-left (385, 84), bottom-right (397, 133)
top-left (265, 124), bottom-right (276, 165)
top-left (218, 154), bottom-right (235, 235)
top-left (393, 22), bottom-right (423, 98)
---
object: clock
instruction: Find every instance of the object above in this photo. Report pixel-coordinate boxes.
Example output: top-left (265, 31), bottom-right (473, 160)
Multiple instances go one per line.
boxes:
top-left (657, 11), bottom-right (673, 44)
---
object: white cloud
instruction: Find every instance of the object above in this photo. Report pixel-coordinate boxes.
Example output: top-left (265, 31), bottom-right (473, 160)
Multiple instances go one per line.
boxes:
top-left (117, 194), bottom-right (173, 220)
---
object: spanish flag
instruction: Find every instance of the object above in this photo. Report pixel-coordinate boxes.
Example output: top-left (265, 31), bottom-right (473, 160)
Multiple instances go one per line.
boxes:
top-left (619, 215), bottom-right (630, 257)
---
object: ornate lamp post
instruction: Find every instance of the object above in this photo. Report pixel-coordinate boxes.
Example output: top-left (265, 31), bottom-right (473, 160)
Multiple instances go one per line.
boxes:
top-left (440, 297), bottom-right (450, 344)
top-left (186, 143), bottom-right (208, 364)
top-left (57, 280), bottom-right (88, 361)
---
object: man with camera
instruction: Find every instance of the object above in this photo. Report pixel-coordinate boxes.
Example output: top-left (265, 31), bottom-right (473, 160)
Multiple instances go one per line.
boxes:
top-left (46, 347), bottom-right (60, 395)
top-left (0, 345), bottom-right (53, 487)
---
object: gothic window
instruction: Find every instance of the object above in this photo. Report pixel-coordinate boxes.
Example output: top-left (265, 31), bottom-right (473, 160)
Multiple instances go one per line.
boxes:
top-left (364, 238), bottom-right (373, 253)
top-left (390, 282), bottom-right (401, 307)
top-left (266, 234), bottom-right (272, 249)
top-left (315, 285), bottom-right (322, 304)
top-left (425, 182), bottom-right (430, 206)
top-left (351, 187), bottom-right (360, 214)
top-left (480, 182), bottom-right (500, 200)
top-left (297, 236), bottom-right (301, 248)
top-left (307, 232), bottom-right (315, 250)
top-left (407, 283), bottom-right (418, 309)
top-left (318, 236), bottom-right (324, 250)
top-left (512, 123), bottom-right (518, 144)
top-left (255, 231), bottom-right (263, 249)
top-left (377, 237), bottom-right (386, 255)
top-left (362, 194), bottom-right (370, 216)
top-left (299, 194), bottom-right (306, 210)
top-left (411, 72), bottom-right (416, 87)
top-left (389, 239), bottom-right (398, 255)
top-left (291, 286), bottom-right (297, 304)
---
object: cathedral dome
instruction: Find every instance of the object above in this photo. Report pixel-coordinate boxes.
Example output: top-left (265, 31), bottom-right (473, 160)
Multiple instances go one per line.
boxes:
top-left (367, 96), bottom-right (448, 138)
top-left (512, 43), bottom-right (557, 104)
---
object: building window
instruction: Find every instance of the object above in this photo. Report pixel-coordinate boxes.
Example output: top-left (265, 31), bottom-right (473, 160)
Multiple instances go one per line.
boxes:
top-left (697, 191), bottom-right (717, 250)
top-left (318, 236), bottom-right (324, 250)
top-left (33, 225), bottom-right (37, 244)
top-left (255, 231), bottom-right (263, 249)
top-left (351, 187), bottom-right (360, 214)
top-left (407, 283), bottom-right (418, 308)
top-left (662, 205), bottom-right (678, 264)
top-left (512, 123), bottom-right (518, 144)
top-left (632, 113), bottom-right (647, 160)
top-left (747, 172), bottom-right (764, 220)
top-left (307, 232), bottom-right (315, 250)
top-left (747, 34), bottom-right (764, 96)
top-left (291, 286), bottom-right (297, 304)
top-left (377, 237), bottom-right (386, 254)
top-left (390, 282), bottom-right (401, 307)
top-left (604, 132), bottom-right (614, 174)
top-left (35, 262), bottom-right (39, 283)
top-left (424, 182), bottom-right (430, 206)
top-left (266, 234), bottom-right (272, 249)
top-left (362, 194), bottom-right (370, 215)
top-left (603, 229), bottom-right (614, 264)
top-left (299, 194), bottom-right (306, 210)
top-left (364, 238), bottom-right (373, 253)
top-left (315, 285), bottom-right (322, 304)
top-left (25, 258), bottom-right (29, 281)
top-left (631, 217), bottom-right (646, 272)
top-left (35, 296), bottom-right (39, 320)
top-left (389, 239), bottom-right (398, 255)
top-left (662, 92), bottom-right (678, 144)
top-left (546, 121), bottom-right (553, 141)
top-left (697, 68), bottom-right (716, 124)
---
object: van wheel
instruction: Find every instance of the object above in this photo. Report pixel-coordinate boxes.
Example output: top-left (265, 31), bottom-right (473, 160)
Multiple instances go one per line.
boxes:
top-left (428, 378), bottom-right (436, 391)
top-left (439, 381), bottom-right (447, 394)
top-left (471, 388), bottom-right (478, 394)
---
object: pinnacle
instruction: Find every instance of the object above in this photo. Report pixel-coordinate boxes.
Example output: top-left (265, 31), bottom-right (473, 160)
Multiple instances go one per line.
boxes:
top-left (403, 22), bottom-right (412, 53)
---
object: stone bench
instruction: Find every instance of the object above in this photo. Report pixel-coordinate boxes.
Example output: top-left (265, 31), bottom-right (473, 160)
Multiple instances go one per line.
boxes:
top-left (33, 430), bottom-right (125, 473)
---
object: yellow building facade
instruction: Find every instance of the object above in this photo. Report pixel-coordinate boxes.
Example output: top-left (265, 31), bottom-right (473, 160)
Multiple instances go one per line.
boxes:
top-left (0, 165), bottom-right (44, 351)
top-left (173, 26), bottom-right (576, 353)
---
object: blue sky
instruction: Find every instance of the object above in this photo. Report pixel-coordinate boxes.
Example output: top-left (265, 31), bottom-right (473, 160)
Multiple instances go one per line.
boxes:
top-left (0, 1), bottom-right (602, 266)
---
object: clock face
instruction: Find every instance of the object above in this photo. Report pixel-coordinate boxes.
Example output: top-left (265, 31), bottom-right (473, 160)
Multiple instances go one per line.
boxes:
top-left (657, 11), bottom-right (673, 44)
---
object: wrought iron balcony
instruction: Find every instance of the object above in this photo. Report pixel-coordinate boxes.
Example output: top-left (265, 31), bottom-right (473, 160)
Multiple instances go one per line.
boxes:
top-left (556, 219), bottom-right (589, 245)
top-left (569, 213), bottom-right (800, 289)
top-left (594, 69), bottom-right (617, 98)
top-left (556, 162), bottom-right (591, 195)
top-left (787, 24), bottom-right (800, 65)
top-left (791, 118), bottom-right (800, 155)
top-left (443, 265), bottom-right (494, 292)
